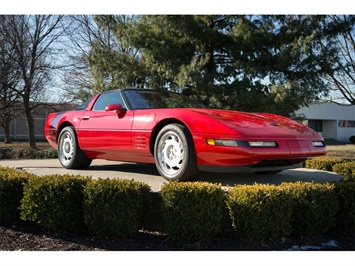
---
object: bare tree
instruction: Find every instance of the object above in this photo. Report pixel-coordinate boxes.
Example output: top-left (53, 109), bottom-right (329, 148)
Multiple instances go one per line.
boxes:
top-left (0, 15), bottom-right (64, 148)
top-left (61, 15), bottom-right (141, 103)
top-left (0, 17), bottom-right (22, 143)
top-left (60, 15), bottom-right (114, 103)
top-left (0, 103), bottom-right (22, 144)
top-left (321, 15), bottom-right (355, 105)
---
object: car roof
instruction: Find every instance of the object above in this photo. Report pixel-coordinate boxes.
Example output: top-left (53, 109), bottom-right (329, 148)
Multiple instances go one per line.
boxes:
top-left (99, 88), bottom-right (131, 94)
top-left (100, 88), bottom-right (173, 95)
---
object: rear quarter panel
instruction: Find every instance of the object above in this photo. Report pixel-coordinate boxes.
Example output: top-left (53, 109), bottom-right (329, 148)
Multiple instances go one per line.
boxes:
top-left (44, 111), bottom-right (86, 149)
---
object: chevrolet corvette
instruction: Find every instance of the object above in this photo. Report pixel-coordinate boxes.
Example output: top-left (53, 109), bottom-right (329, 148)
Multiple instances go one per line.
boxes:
top-left (44, 88), bottom-right (327, 181)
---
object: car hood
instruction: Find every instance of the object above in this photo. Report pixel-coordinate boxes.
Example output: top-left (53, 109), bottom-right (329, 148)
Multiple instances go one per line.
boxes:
top-left (193, 109), bottom-right (318, 137)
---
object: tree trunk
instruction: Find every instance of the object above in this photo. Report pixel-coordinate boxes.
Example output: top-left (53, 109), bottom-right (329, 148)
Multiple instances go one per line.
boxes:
top-left (0, 111), bottom-right (14, 144)
top-left (3, 123), bottom-right (12, 144)
top-left (26, 114), bottom-right (37, 149)
top-left (23, 95), bottom-right (37, 149)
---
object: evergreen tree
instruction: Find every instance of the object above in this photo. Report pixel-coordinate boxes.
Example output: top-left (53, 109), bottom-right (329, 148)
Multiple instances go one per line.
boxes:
top-left (90, 15), bottom-right (148, 90)
top-left (90, 15), bottom-right (348, 116)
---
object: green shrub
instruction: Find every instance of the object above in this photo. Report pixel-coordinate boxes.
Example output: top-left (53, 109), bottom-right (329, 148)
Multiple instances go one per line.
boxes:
top-left (333, 161), bottom-right (355, 182)
top-left (281, 182), bottom-right (338, 236)
top-left (0, 167), bottom-right (32, 223)
top-left (305, 156), bottom-right (343, 171)
top-left (30, 149), bottom-right (57, 159)
top-left (160, 182), bottom-right (224, 245)
top-left (0, 148), bottom-right (11, 160)
top-left (333, 182), bottom-right (355, 235)
top-left (226, 184), bottom-right (293, 241)
top-left (83, 178), bottom-right (151, 238)
top-left (20, 174), bottom-right (90, 233)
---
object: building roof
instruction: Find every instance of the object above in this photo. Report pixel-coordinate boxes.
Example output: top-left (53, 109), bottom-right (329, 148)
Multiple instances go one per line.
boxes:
top-left (296, 102), bottom-right (355, 121)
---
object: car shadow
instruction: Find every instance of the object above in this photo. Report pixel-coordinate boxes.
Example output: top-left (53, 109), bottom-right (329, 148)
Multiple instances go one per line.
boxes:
top-left (87, 163), bottom-right (160, 176)
top-left (87, 162), bottom-right (342, 187)
top-left (196, 169), bottom-right (342, 187)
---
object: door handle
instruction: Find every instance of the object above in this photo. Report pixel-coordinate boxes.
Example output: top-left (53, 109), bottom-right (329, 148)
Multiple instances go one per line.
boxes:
top-left (83, 116), bottom-right (90, 120)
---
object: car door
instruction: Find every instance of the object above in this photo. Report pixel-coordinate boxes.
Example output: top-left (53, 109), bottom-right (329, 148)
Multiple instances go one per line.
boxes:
top-left (77, 91), bottom-right (133, 159)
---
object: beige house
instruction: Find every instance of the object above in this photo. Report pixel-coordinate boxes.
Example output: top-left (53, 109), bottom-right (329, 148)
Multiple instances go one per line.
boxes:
top-left (0, 115), bottom-right (47, 141)
top-left (0, 103), bottom-right (74, 142)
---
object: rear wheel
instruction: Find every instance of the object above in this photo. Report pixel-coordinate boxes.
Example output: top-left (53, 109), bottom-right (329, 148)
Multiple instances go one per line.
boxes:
top-left (57, 126), bottom-right (92, 169)
top-left (154, 124), bottom-right (199, 181)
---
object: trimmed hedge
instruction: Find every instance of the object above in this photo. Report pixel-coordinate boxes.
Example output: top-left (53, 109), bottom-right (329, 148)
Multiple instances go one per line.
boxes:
top-left (333, 182), bottom-right (355, 235)
top-left (83, 178), bottom-right (151, 238)
top-left (0, 167), bottom-right (32, 223)
top-left (160, 182), bottom-right (224, 245)
top-left (280, 182), bottom-right (338, 236)
top-left (0, 148), bottom-right (12, 160)
top-left (305, 156), bottom-right (343, 171)
top-left (1, 167), bottom-right (353, 243)
top-left (332, 161), bottom-right (355, 182)
top-left (20, 174), bottom-right (91, 233)
top-left (226, 184), bottom-right (293, 241)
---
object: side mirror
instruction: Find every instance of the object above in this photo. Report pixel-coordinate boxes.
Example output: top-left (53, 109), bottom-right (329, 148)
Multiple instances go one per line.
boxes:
top-left (105, 104), bottom-right (126, 117)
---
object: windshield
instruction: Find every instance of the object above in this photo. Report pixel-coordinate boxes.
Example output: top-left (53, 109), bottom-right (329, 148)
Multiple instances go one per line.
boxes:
top-left (75, 97), bottom-right (93, 110)
top-left (123, 90), bottom-right (205, 110)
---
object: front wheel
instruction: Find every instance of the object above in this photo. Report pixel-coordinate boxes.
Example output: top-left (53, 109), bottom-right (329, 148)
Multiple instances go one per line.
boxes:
top-left (57, 126), bottom-right (92, 169)
top-left (154, 124), bottom-right (199, 181)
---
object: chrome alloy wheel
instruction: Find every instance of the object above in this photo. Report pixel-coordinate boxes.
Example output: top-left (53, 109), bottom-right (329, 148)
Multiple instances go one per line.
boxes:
top-left (57, 126), bottom-right (92, 169)
top-left (157, 131), bottom-right (184, 178)
top-left (58, 131), bottom-right (75, 166)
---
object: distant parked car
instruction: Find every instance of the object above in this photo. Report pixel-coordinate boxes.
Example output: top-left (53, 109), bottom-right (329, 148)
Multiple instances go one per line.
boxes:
top-left (45, 88), bottom-right (327, 181)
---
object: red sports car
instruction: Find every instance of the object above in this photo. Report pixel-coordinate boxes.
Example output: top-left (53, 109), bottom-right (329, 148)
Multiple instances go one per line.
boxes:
top-left (44, 88), bottom-right (326, 181)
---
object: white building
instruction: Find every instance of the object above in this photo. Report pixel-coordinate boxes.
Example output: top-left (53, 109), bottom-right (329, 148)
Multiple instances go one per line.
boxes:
top-left (295, 102), bottom-right (355, 143)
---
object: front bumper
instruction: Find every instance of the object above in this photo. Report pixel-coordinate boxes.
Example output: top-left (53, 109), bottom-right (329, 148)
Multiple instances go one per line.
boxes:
top-left (193, 135), bottom-right (327, 167)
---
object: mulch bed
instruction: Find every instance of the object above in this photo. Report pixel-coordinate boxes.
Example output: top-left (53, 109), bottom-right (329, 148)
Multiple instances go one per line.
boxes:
top-left (1, 221), bottom-right (354, 251)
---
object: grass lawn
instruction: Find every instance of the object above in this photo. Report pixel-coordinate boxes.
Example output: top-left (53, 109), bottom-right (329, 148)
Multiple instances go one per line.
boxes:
top-left (326, 144), bottom-right (355, 160)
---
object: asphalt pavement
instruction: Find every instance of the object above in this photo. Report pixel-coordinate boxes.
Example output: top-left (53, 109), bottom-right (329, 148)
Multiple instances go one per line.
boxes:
top-left (0, 159), bottom-right (342, 192)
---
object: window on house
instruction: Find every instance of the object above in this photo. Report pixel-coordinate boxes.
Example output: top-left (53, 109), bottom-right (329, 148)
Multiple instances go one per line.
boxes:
top-left (338, 120), bottom-right (355, 128)
top-left (307, 120), bottom-right (323, 132)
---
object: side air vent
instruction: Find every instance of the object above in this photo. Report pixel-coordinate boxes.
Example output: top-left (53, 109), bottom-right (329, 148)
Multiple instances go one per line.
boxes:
top-left (133, 134), bottom-right (147, 150)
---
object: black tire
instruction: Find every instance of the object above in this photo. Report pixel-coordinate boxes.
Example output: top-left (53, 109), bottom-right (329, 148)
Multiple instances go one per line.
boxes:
top-left (57, 126), bottom-right (92, 169)
top-left (154, 124), bottom-right (199, 181)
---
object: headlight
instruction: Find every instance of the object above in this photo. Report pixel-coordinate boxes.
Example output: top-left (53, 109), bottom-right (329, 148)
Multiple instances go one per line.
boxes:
top-left (206, 139), bottom-right (278, 147)
top-left (312, 141), bottom-right (325, 147)
top-left (248, 141), bottom-right (278, 147)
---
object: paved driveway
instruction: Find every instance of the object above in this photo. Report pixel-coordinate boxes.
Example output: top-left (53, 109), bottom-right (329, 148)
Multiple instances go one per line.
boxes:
top-left (0, 159), bottom-right (342, 192)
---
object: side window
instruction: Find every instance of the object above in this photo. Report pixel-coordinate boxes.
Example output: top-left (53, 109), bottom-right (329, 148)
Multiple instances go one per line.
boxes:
top-left (92, 92), bottom-right (126, 111)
